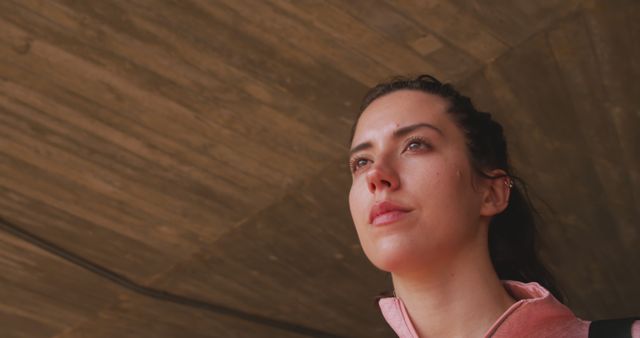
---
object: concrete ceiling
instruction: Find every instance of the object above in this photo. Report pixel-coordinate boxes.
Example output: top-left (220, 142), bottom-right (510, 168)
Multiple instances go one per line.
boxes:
top-left (0, 0), bottom-right (638, 337)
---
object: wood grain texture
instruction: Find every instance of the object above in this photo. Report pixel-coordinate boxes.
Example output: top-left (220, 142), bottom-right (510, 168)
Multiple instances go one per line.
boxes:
top-left (54, 292), bottom-right (313, 338)
top-left (0, 230), bottom-right (122, 338)
top-left (452, 0), bottom-right (583, 45)
top-left (0, 0), bottom-right (637, 337)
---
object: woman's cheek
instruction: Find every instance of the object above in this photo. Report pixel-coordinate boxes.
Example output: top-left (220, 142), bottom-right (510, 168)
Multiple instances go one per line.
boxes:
top-left (348, 180), bottom-right (368, 230)
top-left (350, 181), bottom-right (385, 260)
top-left (348, 185), bottom-right (358, 225)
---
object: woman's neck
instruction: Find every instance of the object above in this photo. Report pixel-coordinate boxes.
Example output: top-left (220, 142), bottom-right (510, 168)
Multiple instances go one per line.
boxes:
top-left (391, 242), bottom-right (516, 338)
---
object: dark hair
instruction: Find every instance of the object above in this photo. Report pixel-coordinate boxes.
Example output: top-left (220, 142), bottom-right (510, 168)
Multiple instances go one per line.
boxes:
top-left (353, 74), bottom-right (564, 303)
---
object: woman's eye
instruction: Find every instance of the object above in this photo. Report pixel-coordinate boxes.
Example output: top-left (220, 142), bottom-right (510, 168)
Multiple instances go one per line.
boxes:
top-left (407, 141), bottom-right (422, 151)
top-left (350, 158), bottom-right (370, 172)
top-left (404, 138), bottom-right (430, 152)
top-left (355, 158), bottom-right (369, 169)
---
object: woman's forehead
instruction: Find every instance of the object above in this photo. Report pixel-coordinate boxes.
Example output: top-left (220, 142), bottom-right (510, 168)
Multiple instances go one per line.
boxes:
top-left (352, 90), bottom-right (450, 144)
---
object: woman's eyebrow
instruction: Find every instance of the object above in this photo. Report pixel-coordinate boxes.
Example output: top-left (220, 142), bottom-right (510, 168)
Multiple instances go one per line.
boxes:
top-left (393, 122), bottom-right (444, 138)
top-left (349, 141), bottom-right (372, 157)
top-left (349, 123), bottom-right (443, 157)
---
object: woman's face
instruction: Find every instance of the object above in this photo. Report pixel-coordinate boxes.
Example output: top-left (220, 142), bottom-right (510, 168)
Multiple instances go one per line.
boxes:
top-left (348, 90), bottom-right (487, 274)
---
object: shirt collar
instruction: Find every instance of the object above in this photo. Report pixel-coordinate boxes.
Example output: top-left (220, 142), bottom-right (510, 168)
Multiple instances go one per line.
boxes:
top-left (377, 280), bottom-right (575, 338)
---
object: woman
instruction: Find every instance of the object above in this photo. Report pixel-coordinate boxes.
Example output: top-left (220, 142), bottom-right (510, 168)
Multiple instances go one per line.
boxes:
top-left (347, 75), bottom-right (639, 337)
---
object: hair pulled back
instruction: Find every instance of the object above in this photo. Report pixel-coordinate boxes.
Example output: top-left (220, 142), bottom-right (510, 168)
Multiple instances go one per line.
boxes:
top-left (353, 74), bottom-right (564, 303)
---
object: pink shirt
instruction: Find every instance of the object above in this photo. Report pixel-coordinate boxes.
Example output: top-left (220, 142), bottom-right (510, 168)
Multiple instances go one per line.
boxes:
top-left (378, 280), bottom-right (640, 338)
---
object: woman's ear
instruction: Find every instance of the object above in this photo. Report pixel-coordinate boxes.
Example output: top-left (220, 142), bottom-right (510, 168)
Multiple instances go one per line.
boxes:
top-left (479, 169), bottom-right (511, 217)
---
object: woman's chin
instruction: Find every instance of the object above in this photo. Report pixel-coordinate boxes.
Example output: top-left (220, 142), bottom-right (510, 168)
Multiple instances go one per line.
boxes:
top-left (365, 240), bottom-right (420, 273)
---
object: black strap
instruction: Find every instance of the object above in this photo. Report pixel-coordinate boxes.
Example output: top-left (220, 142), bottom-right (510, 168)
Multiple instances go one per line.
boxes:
top-left (588, 317), bottom-right (639, 338)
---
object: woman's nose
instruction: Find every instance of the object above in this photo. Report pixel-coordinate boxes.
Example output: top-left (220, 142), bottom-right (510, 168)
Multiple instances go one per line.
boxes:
top-left (366, 162), bottom-right (400, 193)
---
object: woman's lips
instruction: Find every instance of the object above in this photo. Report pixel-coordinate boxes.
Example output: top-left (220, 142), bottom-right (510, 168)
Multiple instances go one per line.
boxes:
top-left (371, 210), bottom-right (410, 226)
top-left (369, 201), bottom-right (412, 226)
